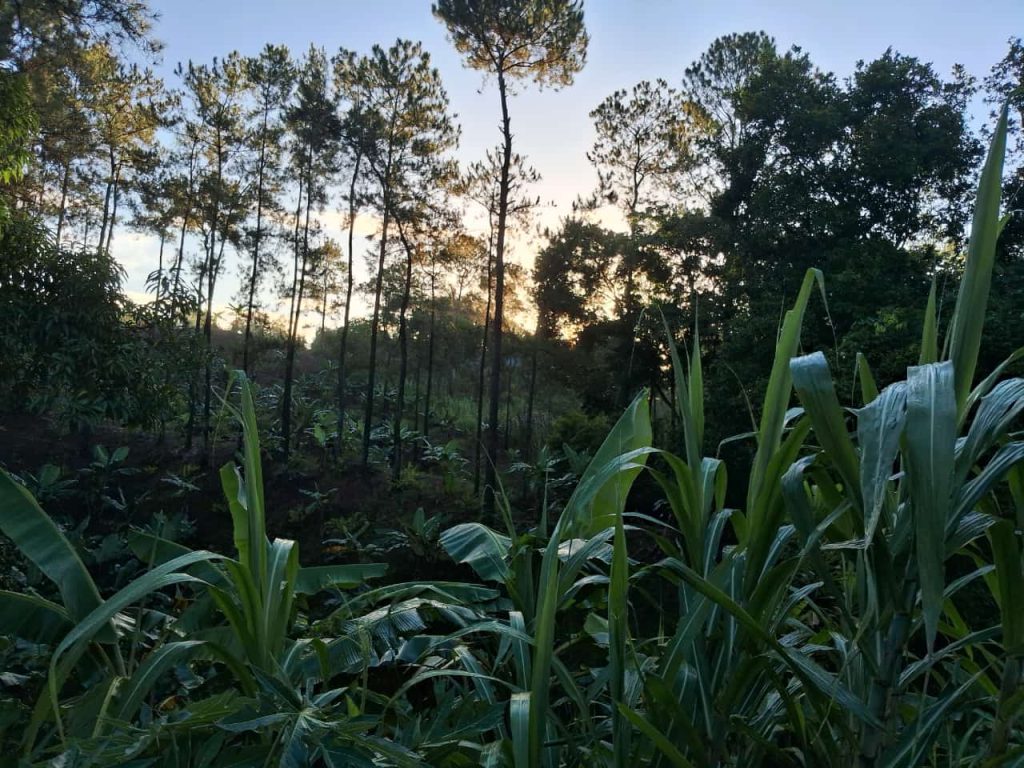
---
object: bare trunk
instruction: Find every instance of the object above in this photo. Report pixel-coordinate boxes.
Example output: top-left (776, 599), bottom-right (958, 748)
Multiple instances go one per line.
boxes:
top-left (242, 115), bottom-right (269, 376)
top-left (393, 217), bottom-right (415, 479)
top-left (155, 232), bottom-right (166, 303)
top-left (282, 148), bottom-right (313, 460)
top-left (363, 145), bottom-right (393, 467)
top-left (422, 262), bottom-right (436, 441)
top-left (105, 164), bottom-right (121, 252)
top-left (336, 150), bottom-right (363, 457)
top-left (55, 160), bottom-right (70, 243)
top-left (484, 68), bottom-right (513, 520)
top-left (525, 339), bottom-right (538, 461)
top-left (474, 230), bottom-right (494, 497)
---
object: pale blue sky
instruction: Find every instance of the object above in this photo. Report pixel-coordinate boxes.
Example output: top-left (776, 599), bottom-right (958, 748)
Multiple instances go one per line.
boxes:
top-left (118, 0), bottom-right (1023, 317)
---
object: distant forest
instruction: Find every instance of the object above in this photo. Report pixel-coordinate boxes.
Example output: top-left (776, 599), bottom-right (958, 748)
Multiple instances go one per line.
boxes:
top-left (1, 3), bottom-right (1022, 505)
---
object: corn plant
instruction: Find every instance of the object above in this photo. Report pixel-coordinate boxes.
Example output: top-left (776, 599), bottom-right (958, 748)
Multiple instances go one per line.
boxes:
top-left (431, 105), bottom-right (1020, 768)
top-left (0, 374), bottom-right (404, 767)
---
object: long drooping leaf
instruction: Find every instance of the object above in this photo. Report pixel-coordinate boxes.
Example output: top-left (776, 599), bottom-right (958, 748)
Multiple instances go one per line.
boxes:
top-left (0, 471), bottom-right (104, 626)
top-left (439, 523), bottom-right (512, 583)
top-left (946, 104), bottom-right (1008, 414)
top-left (113, 640), bottom-right (208, 725)
top-left (294, 563), bottom-right (388, 594)
top-left (44, 550), bottom-right (221, 746)
top-left (857, 382), bottom-right (908, 543)
top-left (0, 590), bottom-right (73, 645)
top-left (791, 352), bottom-right (862, 518)
top-left (904, 362), bottom-right (957, 653)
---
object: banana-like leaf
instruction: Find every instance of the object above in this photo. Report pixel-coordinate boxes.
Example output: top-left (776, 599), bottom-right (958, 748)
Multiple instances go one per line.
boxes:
top-left (0, 471), bottom-right (105, 628)
top-left (0, 590), bottom-right (72, 645)
top-left (440, 523), bottom-right (512, 583)
top-left (904, 362), bottom-right (957, 653)
top-left (294, 563), bottom-right (388, 594)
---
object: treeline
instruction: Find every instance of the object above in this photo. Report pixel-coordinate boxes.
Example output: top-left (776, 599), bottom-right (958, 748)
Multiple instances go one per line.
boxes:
top-left (1, 2), bottom-right (1022, 504)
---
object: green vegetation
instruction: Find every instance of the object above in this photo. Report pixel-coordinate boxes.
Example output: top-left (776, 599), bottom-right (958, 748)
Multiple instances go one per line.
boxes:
top-left (2, 1), bottom-right (1024, 765)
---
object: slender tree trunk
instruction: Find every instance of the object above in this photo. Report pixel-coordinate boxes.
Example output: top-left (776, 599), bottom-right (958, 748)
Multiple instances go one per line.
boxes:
top-left (185, 238), bottom-right (208, 453)
top-left (55, 160), bottom-right (70, 243)
top-left (484, 68), bottom-right (513, 520)
top-left (525, 339), bottom-right (538, 461)
top-left (393, 217), bottom-right (416, 479)
top-left (155, 232), bottom-right (166, 303)
top-left (474, 234), bottom-right (494, 497)
top-left (363, 181), bottom-right (392, 467)
top-left (422, 262), bottom-right (436, 441)
top-left (282, 148), bottom-right (313, 461)
top-left (504, 359), bottom-right (513, 451)
top-left (171, 208), bottom-right (188, 314)
top-left (413, 354), bottom-right (422, 449)
top-left (171, 143), bottom-right (197, 318)
top-left (97, 151), bottom-right (114, 250)
top-left (201, 132), bottom-right (224, 467)
top-left (242, 117), bottom-right (269, 376)
top-left (320, 263), bottom-right (329, 334)
top-left (336, 149), bottom-right (363, 457)
top-left (105, 164), bottom-right (121, 252)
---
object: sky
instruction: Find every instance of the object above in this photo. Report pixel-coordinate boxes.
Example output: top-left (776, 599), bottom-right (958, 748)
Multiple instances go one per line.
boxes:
top-left (114, 0), bottom-right (1024, 326)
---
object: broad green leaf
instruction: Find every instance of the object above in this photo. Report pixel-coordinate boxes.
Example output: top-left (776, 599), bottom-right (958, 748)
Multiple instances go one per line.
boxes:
top-left (440, 523), bottom-right (512, 583)
top-left (0, 471), bottom-right (105, 627)
top-left (904, 362), bottom-right (957, 653)
top-left (294, 563), bottom-right (388, 593)
top-left (792, 352), bottom-right (862, 517)
top-left (857, 382), bottom-right (908, 543)
top-left (0, 590), bottom-right (72, 645)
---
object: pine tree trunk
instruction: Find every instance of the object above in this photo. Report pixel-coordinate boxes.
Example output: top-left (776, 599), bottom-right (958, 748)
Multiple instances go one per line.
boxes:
top-left (243, 115), bottom-right (269, 376)
top-left (393, 218), bottom-right (415, 479)
top-left (474, 234), bottom-right (494, 497)
top-left (423, 264), bottom-right (436, 442)
top-left (525, 340), bottom-right (538, 461)
top-left (156, 232), bottom-right (166, 303)
top-left (105, 164), bottom-right (121, 252)
top-left (363, 191), bottom-right (391, 467)
top-left (484, 68), bottom-right (513, 520)
top-left (55, 160), bottom-right (70, 244)
top-left (336, 150), bottom-right (363, 457)
top-left (282, 148), bottom-right (313, 461)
